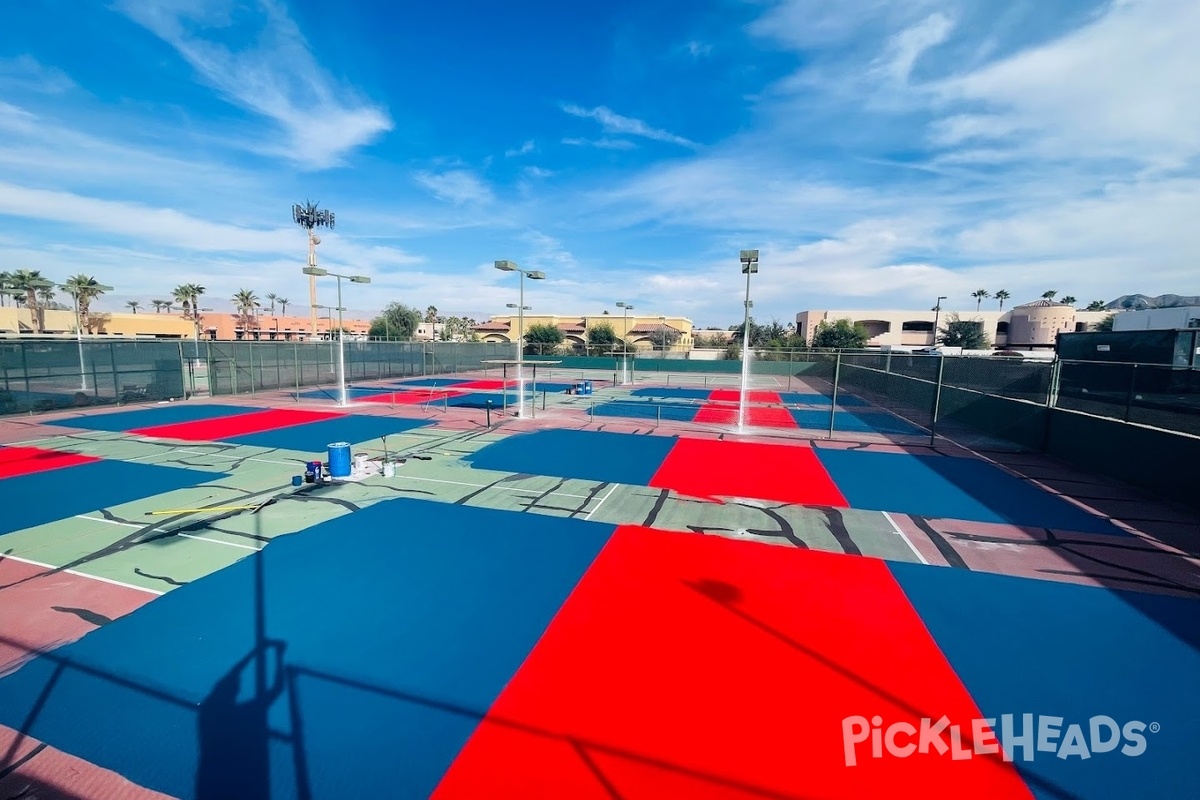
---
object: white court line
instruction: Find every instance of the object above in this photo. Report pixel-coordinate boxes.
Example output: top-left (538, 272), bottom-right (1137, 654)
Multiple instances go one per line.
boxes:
top-left (882, 511), bottom-right (928, 565)
top-left (167, 449), bottom-right (300, 467)
top-left (75, 514), bottom-right (260, 552)
top-left (585, 484), bottom-right (620, 520)
top-left (0, 552), bottom-right (164, 596)
top-left (399, 474), bottom-right (591, 499)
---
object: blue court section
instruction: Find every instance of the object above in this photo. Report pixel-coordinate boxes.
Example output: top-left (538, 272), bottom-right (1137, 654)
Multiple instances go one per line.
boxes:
top-left (779, 391), bottom-right (870, 407)
top-left (590, 400), bottom-right (700, 423)
top-left (790, 408), bottom-right (926, 436)
top-left (51, 403), bottom-right (266, 432)
top-left (394, 378), bottom-right (470, 388)
top-left (630, 387), bottom-right (711, 400)
top-left (0, 500), bottom-right (613, 800)
top-left (296, 386), bottom-right (391, 400)
top-left (891, 562), bottom-right (1200, 799)
top-left (817, 449), bottom-right (1122, 535)
top-left (464, 428), bottom-right (677, 486)
top-left (447, 392), bottom-right (519, 409)
top-left (0, 460), bottom-right (223, 536)
top-left (532, 382), bottom-right (576, 392)
top-left (228, 415), bottom-right (430, 451)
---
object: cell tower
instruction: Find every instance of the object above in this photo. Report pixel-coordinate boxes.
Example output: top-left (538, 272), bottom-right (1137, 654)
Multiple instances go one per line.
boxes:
top-left (292, 201), bottom-right (336, 336)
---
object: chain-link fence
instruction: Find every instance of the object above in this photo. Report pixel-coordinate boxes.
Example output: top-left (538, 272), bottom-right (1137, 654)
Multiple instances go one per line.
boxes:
top-left (1, 339), bottom-right (186, 415)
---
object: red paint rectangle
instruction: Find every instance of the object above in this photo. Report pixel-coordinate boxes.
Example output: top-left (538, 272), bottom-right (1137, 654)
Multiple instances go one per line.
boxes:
top-left (707, 389), bottom-right (782, 404)
top-left (0, 446), bottom-right (99, 479)
top-left (131, 409), bottom-right (343, 441)
top-left (433, 527), bottom-right (1033, 799)
top-left (693, 404), bottom-right (797, 428)
top-left (651, 438), bottom-right (846, 505)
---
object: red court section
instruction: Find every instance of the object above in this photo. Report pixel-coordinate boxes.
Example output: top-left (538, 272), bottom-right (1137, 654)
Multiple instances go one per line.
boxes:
top-left (433, 528), bottom-right (1032, 799)
top-left (650, 438), bottom-right (846, 505)
top-left (0, 446), bottom-right (98, 479)
top-left (130, 408), bottom-right (343, 441)
top-left (357, 389), bottom-right (468, 405)
top-left (693, 404), bottom-right (797, 428)
top-left (707, 389), bottom-right (783, 404)
top-left (0, 557), bottom-right (156, 676)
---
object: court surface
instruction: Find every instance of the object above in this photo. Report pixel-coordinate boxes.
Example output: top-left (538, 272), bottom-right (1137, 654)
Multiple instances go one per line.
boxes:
top-left (0, 369), bottom-right (1197, 800)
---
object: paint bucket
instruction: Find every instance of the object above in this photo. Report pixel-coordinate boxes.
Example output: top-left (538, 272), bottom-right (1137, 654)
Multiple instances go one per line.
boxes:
top-left (291, 475), bottom-right (302, 487)
top-left (304, 462), bottom-right (316, 483)
top-left (327, 442), bottom-right (351, 478)
top-left (382, 461), bottom-right (396, 478)
top-left (353, 452), bottom-right (368, 473)
top-left (584, 380), bottom-right (593, 395)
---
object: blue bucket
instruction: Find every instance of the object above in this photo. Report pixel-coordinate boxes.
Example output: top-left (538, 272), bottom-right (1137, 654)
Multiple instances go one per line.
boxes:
top-left (327, 442), bottom-right (351, 478)
top-left (584, 380), bottom-right (593, 395)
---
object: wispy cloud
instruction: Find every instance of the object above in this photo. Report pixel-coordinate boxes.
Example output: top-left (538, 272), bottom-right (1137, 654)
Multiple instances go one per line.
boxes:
top-left (505, 140), bottom-right (535, 157)
top-left (561, 136), bottom-right (637, 151)
top-left (561, 104), bottom-right (697, 148)
top-left (413, 170), bottom-right (494, 205)
top-left (683, 41), bottom-right (712, 59)
top-left (0, 55), bottom-right (75, 94)
top-left (113, 0), bottom-right (392, 168)
top-left (871, 12), bottom-right (954, 84)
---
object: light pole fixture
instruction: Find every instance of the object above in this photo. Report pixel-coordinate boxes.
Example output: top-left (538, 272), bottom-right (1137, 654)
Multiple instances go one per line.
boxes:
top-left (312, 303), bottom-right (344, 373)
top-left (737, 249), bottom-right (759, 432)
top-left (302, 266), bottom-right (369, 407)
top-left (495, 260), bottom-right (546, 418)
top-left (192, 306), bottom-right (214, 350)
top-left (932, 296), bottom-right (947, 349)
top-left (615, 301), bottom-right (634, 384)
top-left (58, 281), bottom-right (112, 392)
top-left (293, 201), bottom-right (336, 338)
top-left (659, 315), bottom-right (667, 354)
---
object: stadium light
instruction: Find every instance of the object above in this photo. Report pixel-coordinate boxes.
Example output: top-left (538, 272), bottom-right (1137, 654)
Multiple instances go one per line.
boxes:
top-left (495, 260), bottom-right (546, 418)
top-left (293, 201), bottom-right (336, 336)
top-left (737, 250), bottom-right (759, 432)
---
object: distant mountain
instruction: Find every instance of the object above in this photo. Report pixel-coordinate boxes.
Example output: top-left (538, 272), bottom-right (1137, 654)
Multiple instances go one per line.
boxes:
top-left (1105, 294), bottom-right (1200, 310)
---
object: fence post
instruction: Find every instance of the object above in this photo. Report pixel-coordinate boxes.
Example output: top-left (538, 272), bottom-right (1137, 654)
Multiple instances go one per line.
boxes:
top-left (20, 342), bottom-right (31, 396)
top-left (827, 351), bottom-right (842, 438)
top-left (248, 343), bottom-right (256, 394)
top-left (1123, 363), bottom-right (1138, 422)
top-left (928, 355), bottom-right (947, 446)
top-left (657, 404), bottom-right (661, 428)
top-left (1047, 359), bottom-right (1061, 408)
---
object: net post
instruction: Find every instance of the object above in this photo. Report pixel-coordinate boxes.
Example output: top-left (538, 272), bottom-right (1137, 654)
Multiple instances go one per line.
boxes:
top-left (929, 354), bottom-right (947, 446)
top-left (828, 351), bottom-right (842, 439)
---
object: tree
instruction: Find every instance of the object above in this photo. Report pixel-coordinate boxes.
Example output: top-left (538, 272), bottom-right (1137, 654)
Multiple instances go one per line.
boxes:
top-left (524, 322), bottom-right (564, 354)
top-left (938, 314), bottom-right (991, 349)
top-left (811, 319), bottom-right (869, 349)
top-left (994, 289), bottom-right (1011, 310)
top-left (647, 323), bottom-right (681, 350)
top-left (1042, 290), bottom-right (1058, 300)
top-left (587, 321), bottom-right (620, 353)
top-left (729, 317), bottom-right (765, 346)
top-left (425, 305), bottom-right (438, 324)
top-left (1094, 314), bottom-right (1116, 332)
top-left (369, 302), bottom-right (422, 340)
top-left (37, 286), bottom-right (56, 308)
top-left (277, 297), bottom-right (289, 316)
top-left (1086, 300), bottom-right (1107, 311)
top-left (0, 271), bottom-right (10, 306)
top-left (971, 289), bottom-right (990, 311)
top-left (265, 292), bottom-right (278, 315)
top-left (1061, 295), bottom-right (1077, 307)
top-left (232, 289), bottom-right (260, 333)
top-left (10, 269), bottom-right (50, 332)
top-left (151, 300), bottom-right (168, 313)
top-left (62, 274), bottom-right (108, 333)
top-left (126, 300), bottom-right (141, 314)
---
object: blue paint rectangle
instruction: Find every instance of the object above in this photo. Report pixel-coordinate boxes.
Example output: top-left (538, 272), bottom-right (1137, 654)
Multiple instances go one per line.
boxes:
top-left (464, 428), bottom-right (677, 486)
top-left (228, 415), bottom-right (430, 452)
top-left (52, 403), bottom-right (266, 432)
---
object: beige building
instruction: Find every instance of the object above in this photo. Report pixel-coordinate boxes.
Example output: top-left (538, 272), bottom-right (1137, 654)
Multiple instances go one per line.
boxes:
top-left (204, 312), bottom-right (370, 341)
top-left (0, 307), bottom-right (370, 341)
top-left (796, 301), bottom-right (1114, 350)
top-left (475, 313), bottom-right (694, 351)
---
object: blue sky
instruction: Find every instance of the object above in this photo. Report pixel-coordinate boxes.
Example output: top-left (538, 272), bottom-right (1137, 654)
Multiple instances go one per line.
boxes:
top-left (2, 0), bottom-right (1197, 327)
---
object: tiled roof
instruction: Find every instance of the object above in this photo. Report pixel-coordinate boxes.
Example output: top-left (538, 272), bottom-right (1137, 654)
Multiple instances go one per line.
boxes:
top-left (557, 321), bottom-right (586, 333)
top-left (1015, 299), bottom-right (1070, 308)
top-left (629, 323), bottom-right (678, 334)
top-left (474, 321), bottom-right (511, 331)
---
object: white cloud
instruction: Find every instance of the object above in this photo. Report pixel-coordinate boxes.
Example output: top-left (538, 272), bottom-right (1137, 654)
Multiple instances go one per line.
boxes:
top-left (561, 136), bottom-right (637, 151)
top-left (413, 170), bottom-right (494, 205)
top-left (0, 55), bottom-right (75, 94)
top-left (114, 0), bottom-right (392, 168)
top-left (871, 12), bottom-right (954, 84)
top-left (562, 104), bottom-right (697, 148)
top-left (505, 140), bottom-right (535, 157)
top-left (684, 41), bottom-right (713, 59)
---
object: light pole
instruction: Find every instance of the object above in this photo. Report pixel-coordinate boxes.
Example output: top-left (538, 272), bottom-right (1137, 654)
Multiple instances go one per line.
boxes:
top-left (313, 304), bottom-right (343, 372)
top-left (59, 281), bottom-right (112, 391)
top-left (932, 296), bottom-right (947, 350)
top-left (495, 260), bottom-right (546, 418)
top-left (293, 202), bottom-right (336, 337)
top-left (659, 315), bottom-right (667, 355)
top-left (615, 301), bottom-right (634, 384)
top-left (303, 267), bottom-right (370, 407)
top-left (737, 249), bottom-right (759, 432)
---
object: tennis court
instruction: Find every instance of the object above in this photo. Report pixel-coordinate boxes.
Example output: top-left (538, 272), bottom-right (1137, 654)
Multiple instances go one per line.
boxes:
top-left (0, 369), bottom-right (1196, 799)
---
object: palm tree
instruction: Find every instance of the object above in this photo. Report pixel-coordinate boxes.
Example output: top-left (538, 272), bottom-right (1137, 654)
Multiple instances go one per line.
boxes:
top-left (162, 301), bottom-right (173, 313)
top-left (1042, 290), bottom-right (1058, 300)
top-left (265, 292), bottom-right (278, 315)
top-left (172, 284), bottom-right (193, 318)
top-left (0, 271), bottom-right (11, 307)
top-left (233, 288), bottom-right (260, 332)
top-left (277, 297), bottom-right (289, 316)
top-left (994, 289), bottom-right (1011, 311)
top-left (1061, 295), bottom-right (1077, 308)
top-left (126, 300), bottom-right (141, 314)
top-left (62, 274), bottom-right (108, 334)
top-left (151, 300), bottom-right (166, 313)
top-left (1086, 300), bottom-right (1107, 311)
top-left (971, 289), bottom-right (990, 312)
top-left (37, 286), bottom-right (56, 307)
top-left (425, 305), bottom-right (438, 324)
top-left (11, 269), bottom-right (51, 332)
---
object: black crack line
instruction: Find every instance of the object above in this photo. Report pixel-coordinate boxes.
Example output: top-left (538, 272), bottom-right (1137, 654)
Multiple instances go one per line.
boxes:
top-left (454, 475), bottom-right (511, 506)
top-left (202, 526), bottom-right (272, 543)
top-left (518, 479), bottom-right (569, 513)
top-left (910, 516), bottom-right (970, 569)
top-left (738, 503), bottom-right (808, 549)
top-left (133, 568), bottom-right (187, 587)
top-left (278, 495), bottom-right (360, 513)
top-left (0, 742), bottom-right (47, 782)
top-left (50, 606), bottom-right (112, 627)
top-left (567, 481), bottom-right (611, 519)
top-left (643, 488), bottom-right (671, 528)
top-left (944, 530), bottom-right (1199, 558)
top-left (1033, 568), bottom-right (1200, 595)
top-left (359, 485), bottom-right (437, 497)
top-left (813, 506), bottom-right (862, 555)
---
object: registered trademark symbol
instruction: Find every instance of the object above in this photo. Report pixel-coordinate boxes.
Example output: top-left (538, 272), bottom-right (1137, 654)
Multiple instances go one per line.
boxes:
top-left (1149, 722), bottom-right (1161, 733)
